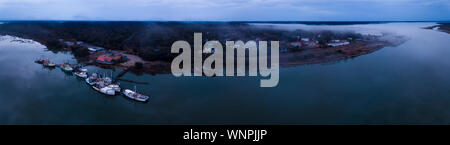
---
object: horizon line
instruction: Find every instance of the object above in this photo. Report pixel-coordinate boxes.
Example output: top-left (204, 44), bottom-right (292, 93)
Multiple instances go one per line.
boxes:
top-left (0, 20), bottom-right (449, 23)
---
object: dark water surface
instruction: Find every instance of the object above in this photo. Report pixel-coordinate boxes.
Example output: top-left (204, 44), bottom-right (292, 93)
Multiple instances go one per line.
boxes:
top-left (1, 23), bottom-right (449, 124)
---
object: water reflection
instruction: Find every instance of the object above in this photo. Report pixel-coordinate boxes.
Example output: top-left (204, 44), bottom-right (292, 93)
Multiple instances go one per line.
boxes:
top-left (1, 23), bottom-right (450, 124)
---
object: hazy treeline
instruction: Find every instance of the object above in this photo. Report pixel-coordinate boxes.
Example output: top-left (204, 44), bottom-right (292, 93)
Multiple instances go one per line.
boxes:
top-left (0, 21), bottom-right (363, 61)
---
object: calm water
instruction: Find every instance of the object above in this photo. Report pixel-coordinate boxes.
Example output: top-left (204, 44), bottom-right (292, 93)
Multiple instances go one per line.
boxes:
top-left (1, 23), bottom-right (450, 124)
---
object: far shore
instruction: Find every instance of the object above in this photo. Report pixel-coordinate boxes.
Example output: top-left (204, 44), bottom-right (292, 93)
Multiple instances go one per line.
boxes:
top-left (279, 35), bottom-right (407, 67)
top-left (0, 33), bottom-right (407, 76)
top-left (0, 22), bottom-right (408, 75)
top-left (74, 34), bottom-right (407, 75)
top-left (424, 23), bottom-right (450, 34)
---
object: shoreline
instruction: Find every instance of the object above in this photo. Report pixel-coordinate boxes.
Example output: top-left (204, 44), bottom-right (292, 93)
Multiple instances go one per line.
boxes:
top-left (424, 23), bottom-right (450, 34)
top-left (0, 33), bottom-right (407, 76)
top-left (74, 34), bottom-right (407, 75)
top-left (280, 35), bottom-right (407, 67)
top-left (0, 21), bottom-right (409, 75)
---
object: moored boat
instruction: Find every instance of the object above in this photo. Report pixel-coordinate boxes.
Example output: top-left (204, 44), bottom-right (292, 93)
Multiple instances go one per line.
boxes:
top-left (93, 85), bottom-right (115, 96)
top-left (122, 86), bottom-right (149, 102)
top-left (85, 73), bottom-right (98, 85)
top-left (108, 84), bottom-right (121, 92)
top-left (91, 73), bottom-right (117, 95)
top-left (73, 65), bottom-right (88, 72)
top-left (101, 76), bottom-right (113, 85)
top-left (75, 71), bottom-right (88, 78)
top-left (43, 60), bottom-right (56, 67)
top-left (34, 58), bottom-right (44, 64)
top-left (60, 64), bottom-right (73, 72)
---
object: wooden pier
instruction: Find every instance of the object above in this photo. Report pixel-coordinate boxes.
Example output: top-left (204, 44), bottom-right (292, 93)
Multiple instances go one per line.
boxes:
top-left (113, 69), bottom-right (149, 85)
top-left (115, 69), bottom-right (129, 79)
top-left (115, 78), bottom-right (149, 84)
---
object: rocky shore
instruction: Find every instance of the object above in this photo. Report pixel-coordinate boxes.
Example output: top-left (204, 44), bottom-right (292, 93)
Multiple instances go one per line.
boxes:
top-left (424, 23), bottom-right (450, 34)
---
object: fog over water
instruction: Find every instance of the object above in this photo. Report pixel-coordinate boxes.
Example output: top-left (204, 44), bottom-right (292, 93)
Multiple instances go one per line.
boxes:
top-left (1, 22), bottom-right (450, 124)
top-left (0, 0), bottom-right (449, 21)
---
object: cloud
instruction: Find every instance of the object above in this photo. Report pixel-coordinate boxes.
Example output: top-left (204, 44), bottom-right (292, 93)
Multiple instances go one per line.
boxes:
top-left (0, 0), bottom-right (448, 20)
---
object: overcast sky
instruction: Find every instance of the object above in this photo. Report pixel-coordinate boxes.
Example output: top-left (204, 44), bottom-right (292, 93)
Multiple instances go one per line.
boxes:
top-left (0, 0), bottom-right (449, 21)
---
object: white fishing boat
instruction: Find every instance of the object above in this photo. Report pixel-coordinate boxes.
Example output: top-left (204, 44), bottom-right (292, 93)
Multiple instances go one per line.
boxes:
top-left (43, 60), bottom-right (56, 67)
top-left (47, 62), bottom-right (56, 67)
top-left (85, 78), bottom-right (95, 85)
top-left (108, 84), bottom-right (121, 92)
top-left (122, 86), bottom-right (149, 102)
top-left (103, 77), bottom-right (113, 84)
top-left (75, 71), bottom-right (88, 78)
top-left (93, 85), bottom-right (115, 96)
top-left (91, 74), bottom-right (117, 95)
top-left (63, 66), bottom-right (73, 72)
top-left (85, 73), bottom-right (98, 85)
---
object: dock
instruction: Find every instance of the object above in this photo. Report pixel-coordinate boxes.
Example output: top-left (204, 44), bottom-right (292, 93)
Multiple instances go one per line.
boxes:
top-left (115, 69), bottom-right (129, 80)
top-left (115, 78), bottom-right (149, 85)
top-left (113, 69), bottom-right (149, 85)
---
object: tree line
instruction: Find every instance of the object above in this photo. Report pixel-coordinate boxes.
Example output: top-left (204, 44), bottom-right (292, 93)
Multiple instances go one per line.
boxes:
top-left (0, 21), bottom-right (363, 61)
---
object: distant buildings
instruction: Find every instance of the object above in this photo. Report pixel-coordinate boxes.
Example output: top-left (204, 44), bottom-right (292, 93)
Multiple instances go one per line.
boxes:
top-left (57, 39), bottom-right (127, 65)
top-left (96, 54), bottom-right (128, 65)
top-left (80, 43), bottom-right (105, 52)
top-left (289, 36), bottom-right (320, 50)
top-left (327, 40), bottom-right (350, 47)
top-left (59, 39), bottom-right (105, 52)
top-left (96, 55), bottom-right (115, 65)
top-left (290, 41), bottom-right (302, 47)
top-left (289, 36), bottom-right (352, 48)
top-left (87, 46), bottom-right (105, 52)
top-left (304, 41), bottom-right (319, 48)
top-left (63, 41), bottom-right (75, 46)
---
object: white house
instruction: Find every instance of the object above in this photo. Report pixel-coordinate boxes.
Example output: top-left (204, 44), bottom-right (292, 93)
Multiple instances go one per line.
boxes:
top-left (327, 41), bottom-right (350, 47)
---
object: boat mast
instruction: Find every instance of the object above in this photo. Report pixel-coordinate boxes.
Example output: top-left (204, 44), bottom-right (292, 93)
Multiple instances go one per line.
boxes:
top-left (134, 86), bottom-right (137, 99)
